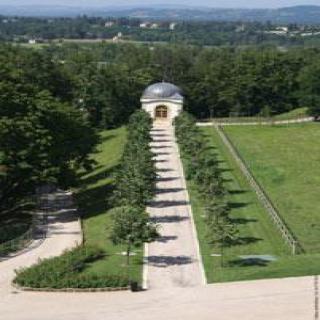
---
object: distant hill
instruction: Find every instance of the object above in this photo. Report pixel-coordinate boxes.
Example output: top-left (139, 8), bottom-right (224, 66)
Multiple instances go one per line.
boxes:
top-left (1, 5), bottom-right (320, 24)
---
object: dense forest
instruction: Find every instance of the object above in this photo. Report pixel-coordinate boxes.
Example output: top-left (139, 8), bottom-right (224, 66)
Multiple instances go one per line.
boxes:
top-left (44, 42), bottom-right (320, 121)
top-left (2, 16), bottom-right (320, 46)
top-left (1, 41), bottom-right (320, 217)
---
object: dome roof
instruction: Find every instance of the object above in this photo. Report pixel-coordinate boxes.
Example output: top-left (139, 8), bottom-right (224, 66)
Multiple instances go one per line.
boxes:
top-left (142, 82), bottom-right (183, 100)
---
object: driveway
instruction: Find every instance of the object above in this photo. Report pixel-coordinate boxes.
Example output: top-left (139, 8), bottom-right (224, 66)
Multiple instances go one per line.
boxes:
top-left (144, 123), bottom-right (205, 289)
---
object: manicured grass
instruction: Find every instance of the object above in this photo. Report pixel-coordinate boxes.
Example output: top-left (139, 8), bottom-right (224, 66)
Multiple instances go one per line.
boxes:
top-left (76, 127), bottom-right (143, 284)
top-left (224, 123), bottom-right (320, 253)
top-left (185, 126), bottom-right (320, 283)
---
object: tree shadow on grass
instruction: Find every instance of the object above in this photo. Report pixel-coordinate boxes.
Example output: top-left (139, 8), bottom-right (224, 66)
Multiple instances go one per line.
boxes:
top-left (219, 168), bottom-right (233, 173)
top-left (228, 258), bottom-right (270, 267)
top-left (226, 236), bottom-right (263, 247)
top-left (229, 189), bottom-right (249, 195)
top-left (230, 217), bottom-right (258, 225)
top-left (76, 181), bottom-right (114, 221)
top-left (229, 202), bottom-right (251, 209)
top-left (80, 165), bottom-right (120, 188)
top-left (99, 134), bottom-right (117, 143)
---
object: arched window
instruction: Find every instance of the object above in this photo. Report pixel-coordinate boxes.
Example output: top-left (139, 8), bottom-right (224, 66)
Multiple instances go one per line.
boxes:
top-left (155, 105), bottom-right (168, 119)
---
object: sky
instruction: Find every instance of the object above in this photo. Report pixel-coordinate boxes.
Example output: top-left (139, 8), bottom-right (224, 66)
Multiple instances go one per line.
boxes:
top-left (3, 0), bottom-right (320, 8)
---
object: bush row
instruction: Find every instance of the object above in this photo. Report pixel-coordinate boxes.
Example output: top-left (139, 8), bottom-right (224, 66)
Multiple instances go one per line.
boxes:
top-left (175, 112), bottom-right (238, 252)
top-left (175, 112), bottom-right (226, 198)
top-left (14, 246), bottom-right (129, 289)
top-left (113, 110), bottom-right (156, 208)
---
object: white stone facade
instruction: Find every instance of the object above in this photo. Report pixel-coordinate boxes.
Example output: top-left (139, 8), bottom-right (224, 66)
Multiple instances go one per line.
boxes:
top-left (141, 99), bottom-right (183, 123)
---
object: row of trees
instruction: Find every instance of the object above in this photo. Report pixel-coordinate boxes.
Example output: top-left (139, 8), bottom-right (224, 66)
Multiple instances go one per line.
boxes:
top-left (113, 111), bottom-right (156, 208)
top-left (111, 111), bottom-right (158, 279)
top-left (175, 113), bottom-right (238, 266)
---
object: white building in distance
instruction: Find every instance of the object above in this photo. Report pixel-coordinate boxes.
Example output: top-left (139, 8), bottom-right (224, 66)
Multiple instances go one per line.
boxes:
top-left (169, 23), bottom-right (177, 30)
top-left (141, 82), bottom-right (184, 123)
top-left (105, 21), bottom-right (115, 27)
top-left (140, 22), bottom-right (150, 28)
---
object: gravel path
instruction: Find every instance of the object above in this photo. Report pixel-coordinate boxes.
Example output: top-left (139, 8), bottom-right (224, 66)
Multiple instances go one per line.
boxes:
top-left (144, 123), bottom-right (205, 289)
top-left (0, 192), bottom-right (82, 296)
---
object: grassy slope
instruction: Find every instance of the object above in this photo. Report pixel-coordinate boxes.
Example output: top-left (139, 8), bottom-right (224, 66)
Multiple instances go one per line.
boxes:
top-left (205, 107), bottom-right (309, 123)
top-left (186, 126), bottom-right (320, 283)
top-left (224, 123), bottom-right (320, 253)
top-left (76, 127), bottom-right (143, 283)
top-left (273, 107), bottom-right (308, 120)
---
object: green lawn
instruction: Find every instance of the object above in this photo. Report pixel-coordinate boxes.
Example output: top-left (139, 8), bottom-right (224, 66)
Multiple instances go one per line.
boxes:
top-left (224, 123), bottom-right (320, 253)
top-left (75, 127), bottom-right (143, 284)
top-left (185, 126), bottom-right (320, 283)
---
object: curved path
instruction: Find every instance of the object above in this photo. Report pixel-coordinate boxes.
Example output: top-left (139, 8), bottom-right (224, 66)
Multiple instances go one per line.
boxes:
top-left (0, 193), bottom-right (82, 296)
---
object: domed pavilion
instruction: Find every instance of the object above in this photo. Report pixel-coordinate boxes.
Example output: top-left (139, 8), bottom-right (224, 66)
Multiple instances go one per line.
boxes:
top-left (141, 82), bottom-right (184, 122)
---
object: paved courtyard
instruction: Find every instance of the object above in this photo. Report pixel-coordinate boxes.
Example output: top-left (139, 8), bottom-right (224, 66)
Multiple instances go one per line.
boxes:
top-left (0, 275), bottom-right (316, 319)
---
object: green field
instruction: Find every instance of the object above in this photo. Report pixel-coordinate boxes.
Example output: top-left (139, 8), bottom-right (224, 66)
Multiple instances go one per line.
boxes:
top-left (76, 127), bottom-right (143, 283)
top-left (185, 126), bottom-right (320, 283)
top-left (224, 123), bottom-right (320, 253)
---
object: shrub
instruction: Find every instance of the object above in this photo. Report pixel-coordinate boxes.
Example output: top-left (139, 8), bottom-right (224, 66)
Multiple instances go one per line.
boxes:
top-left (14, 246), bottom-right (129, 289)
top-left (175, 112), bottom-right (238, 260)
